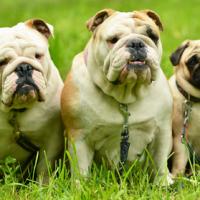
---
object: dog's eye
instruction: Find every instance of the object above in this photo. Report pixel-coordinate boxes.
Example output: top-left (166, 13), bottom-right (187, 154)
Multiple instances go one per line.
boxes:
top-left (107, 37), bottom-right (119, 44)
top-left (146, 28), bottom-right (159, 45)
top-left (187, 55), bottom-right (199, 70)
top-left (0, 58), bottom-right (9, 67)
top-left (35, 53), bottom-right (43, 59)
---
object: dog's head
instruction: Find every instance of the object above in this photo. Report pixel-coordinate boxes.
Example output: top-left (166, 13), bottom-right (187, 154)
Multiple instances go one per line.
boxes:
top-left (87, 9), bottom-right (163, 85)
top-left (85, 9), bottom-right (163, 103)
top-left (170, 40), bottom-right (200, 89)
top-left (0, 19), bottom-right (53, 110)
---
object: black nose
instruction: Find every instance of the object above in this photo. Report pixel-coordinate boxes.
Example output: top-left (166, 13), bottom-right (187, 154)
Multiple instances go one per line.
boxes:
top-left (15, 63), bottom-right (33, 77)
top-left (127, 40), bottom-right (147, 61)
top-left (127, 40), bottom-right (145, 50)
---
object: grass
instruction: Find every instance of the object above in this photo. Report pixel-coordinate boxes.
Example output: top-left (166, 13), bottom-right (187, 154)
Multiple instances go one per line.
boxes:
top-left (1, 0), bottom-right (200, 199)
top-left (1, 154), bottom-right (200, 200)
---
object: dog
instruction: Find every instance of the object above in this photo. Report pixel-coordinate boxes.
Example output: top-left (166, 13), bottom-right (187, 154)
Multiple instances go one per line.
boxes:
top-left (61, 9), bottom-right (173, 184)
top-left (0, 19), bottom-right (64, 182)
top-left (169, 40), bottom-right (200, 177)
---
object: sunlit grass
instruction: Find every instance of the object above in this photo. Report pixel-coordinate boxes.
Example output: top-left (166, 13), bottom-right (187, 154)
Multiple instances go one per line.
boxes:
top-left (0, 150), bottom-right (200, 200)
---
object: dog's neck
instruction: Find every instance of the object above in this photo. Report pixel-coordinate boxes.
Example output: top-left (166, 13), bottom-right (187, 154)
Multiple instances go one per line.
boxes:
top-left (176, 70), bottom-right (200, 98)
top-left (84, 44), bottom-right (153, 104)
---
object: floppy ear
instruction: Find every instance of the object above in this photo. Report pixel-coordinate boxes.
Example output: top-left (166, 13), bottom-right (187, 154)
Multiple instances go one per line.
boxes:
top-left (86, 9), bottom-right (114, 32)
top-left (142, 10), bottom-right (163, 31)
top-left (25, 19), bottom-right (54, 39)
top-left (170, 41), bottom-right (190, 66)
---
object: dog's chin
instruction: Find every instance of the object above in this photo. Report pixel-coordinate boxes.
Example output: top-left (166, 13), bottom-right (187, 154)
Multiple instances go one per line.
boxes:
top-left (3, 84), bottom-right (44, 109)
top-left (110, 60), bottom-right (150, 85)
top-left (15, 84), bottom-right (38, 102)
top-left (127, 60), bottom-right (149, 72)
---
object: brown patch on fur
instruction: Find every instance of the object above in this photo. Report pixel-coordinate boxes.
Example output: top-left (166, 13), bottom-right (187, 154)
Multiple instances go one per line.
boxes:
top-left (86, 9), bottom-right (114, 32)
top-left (133, 10), bottom-right (163, 34)
top-left (144, 10), bottom-right (163, 31)
top-left (25, 19), bottom-right (52, 39)
top-left (61, 72), bottom-right (81, 139)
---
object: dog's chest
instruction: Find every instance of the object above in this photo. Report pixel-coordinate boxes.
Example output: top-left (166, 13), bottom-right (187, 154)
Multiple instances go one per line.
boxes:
top-left (82, 93), bottom-right (157, 163)
top-left (89, 117), bottom-right (156, 163)
top-left (188, 104), bottom-right (200, 154)
top-left (74, 66), bottom-right (170, 163)
top-left (0, 110), bottom-right (47, 161)
top-left (0, 112), bottom-right (28, 161)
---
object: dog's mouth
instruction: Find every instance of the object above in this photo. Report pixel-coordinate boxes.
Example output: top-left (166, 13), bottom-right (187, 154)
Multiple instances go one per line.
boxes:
top-left (1, 68), bottom-right (46, 108)
top-left (111, 59), bottom-right (149, 84)
top-left (5, 82), bottom-right (39, 107)
top-left (15, 83), bottom-right (39, 97)
top-left (13, 76), bottom-right (44, 104)
top-left (127, 59), bottom-right (148, 71)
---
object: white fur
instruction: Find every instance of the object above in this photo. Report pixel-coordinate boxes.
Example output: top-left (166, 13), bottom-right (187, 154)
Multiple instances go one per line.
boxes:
top-left (0, 21), bottom-right (64, 182)
top-left (62, 11), bottom-right (173, 185)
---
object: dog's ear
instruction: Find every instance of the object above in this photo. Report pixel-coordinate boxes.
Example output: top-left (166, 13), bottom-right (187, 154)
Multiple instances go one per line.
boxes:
top-left (25, 19), bottom-right (54, 39)
top-left (170, 41), bottom-right (190, 66)
top-left (86, 9), bottom-right (114, 32)
top-left (142, 10), bottom-right (163, 31)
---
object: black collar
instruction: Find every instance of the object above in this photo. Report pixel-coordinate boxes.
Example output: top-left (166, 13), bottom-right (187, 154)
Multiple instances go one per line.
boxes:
top-left (11, 108), bottom-right (27, 112)
top-left (176, 82), bottom-right (200, 103)
top-left (9, 109), bottom-right (40, 153)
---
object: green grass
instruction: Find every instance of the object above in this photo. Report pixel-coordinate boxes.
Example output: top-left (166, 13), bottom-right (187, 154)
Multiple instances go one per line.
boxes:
top-left (1, 0), bottom-right (200, 199)
top-left (1, 154), bottom-right (200, 200)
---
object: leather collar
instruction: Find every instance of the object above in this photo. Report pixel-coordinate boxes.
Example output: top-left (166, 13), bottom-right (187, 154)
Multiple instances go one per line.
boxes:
top-left (176, 82), bottom-right (200, 103)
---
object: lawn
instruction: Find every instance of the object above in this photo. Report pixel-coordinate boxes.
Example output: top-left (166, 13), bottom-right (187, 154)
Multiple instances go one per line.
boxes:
top-left (1, 0), bottom-right (200, 199)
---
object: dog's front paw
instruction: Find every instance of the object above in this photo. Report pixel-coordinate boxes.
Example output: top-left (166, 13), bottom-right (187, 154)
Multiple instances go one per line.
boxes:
top-left (154, 173), bottom-right (174, 186)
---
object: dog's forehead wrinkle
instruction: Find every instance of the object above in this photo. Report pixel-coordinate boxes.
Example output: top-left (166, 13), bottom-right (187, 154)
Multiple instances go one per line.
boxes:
top-left (0, 41), bottom-right (37, 59)
top-left (105, 27), bottom-right (132, 39)
top-left (103, 21), bottom-right (136, 40)
top-left (103, 15), bottom-right (158, 41)
top-left (106, 12), bottom-right (135, 27)
top-left (192, 45), bottom-right (200, 53)
top-left (0, 33), bottom-right (46, 59)
top-left (0, 40), bottom-right (23, 58)
top-left (184, 46), bottom-right (200, 60)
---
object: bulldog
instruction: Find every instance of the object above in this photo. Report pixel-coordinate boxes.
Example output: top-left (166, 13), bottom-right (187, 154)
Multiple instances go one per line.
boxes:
top-left (169, 40), bottom-right (200, 176)
top-left (61, 9), bottom-right (173, 184)
top-left (0, 19), bottom-right (64, 182)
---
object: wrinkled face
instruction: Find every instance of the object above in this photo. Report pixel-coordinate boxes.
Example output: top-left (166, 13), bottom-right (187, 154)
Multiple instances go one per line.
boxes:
top-left (89, 10), bottom-right (162, 85)
top-left (0, 21), bottom-right (51, 110)
top-left (170, 40), bottom-right (200, 89)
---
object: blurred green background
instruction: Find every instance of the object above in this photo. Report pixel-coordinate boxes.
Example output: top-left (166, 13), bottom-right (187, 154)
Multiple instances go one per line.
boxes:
top-left (1, 0), bottom-right (200, 79)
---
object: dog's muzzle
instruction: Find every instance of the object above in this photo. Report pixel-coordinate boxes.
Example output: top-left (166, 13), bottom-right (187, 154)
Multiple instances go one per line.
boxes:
top-left (126, 39), bottom-right (148, 71)
top-left (15, 63), bottom-right (41, 101)
top-left (15, 62), bottom-right (40, 97)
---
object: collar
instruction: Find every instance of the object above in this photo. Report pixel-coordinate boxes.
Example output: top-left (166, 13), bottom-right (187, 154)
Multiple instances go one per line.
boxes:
top-left (118, 103), bottom-right (130, 176)
top-left (176, 82), bottom-right (200, 103)
top-left (9, 110), bottom-right (40, 153)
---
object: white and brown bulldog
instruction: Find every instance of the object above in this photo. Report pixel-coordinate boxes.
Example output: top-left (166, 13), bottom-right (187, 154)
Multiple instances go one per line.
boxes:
top-left (61, 9), bottom-right (173, 184)
top-left (169, 40), bottom-right (200, 177)
top-left (0, 19), bottom-right (64, 182)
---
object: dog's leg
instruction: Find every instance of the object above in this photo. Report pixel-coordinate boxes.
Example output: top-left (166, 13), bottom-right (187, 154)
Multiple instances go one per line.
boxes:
top-left (36, 126), bottom-right (64, 184)
top-left (36, 150), bottom-right (52, 184)
top-left (171, 134), bottom-right (188, 177)
top-left (68, 133), bottom-right (94, 178)
top-left (147, 125), bottom-right (173, 185)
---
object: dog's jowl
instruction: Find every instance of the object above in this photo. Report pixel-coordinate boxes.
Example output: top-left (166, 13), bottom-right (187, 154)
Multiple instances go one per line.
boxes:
top-left (0, 19), bottom-right (64, 182)
top-left (61, 9), bottom-right (173, 185)
top-left (169, 40), bottom-right (200, 177)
